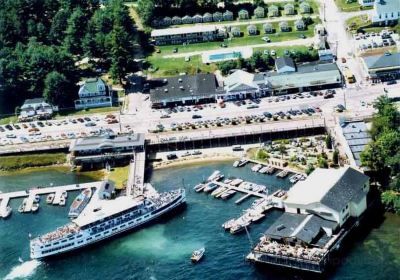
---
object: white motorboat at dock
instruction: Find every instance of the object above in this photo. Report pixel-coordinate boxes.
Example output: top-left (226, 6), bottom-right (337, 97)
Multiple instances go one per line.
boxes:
top-left (193, 184), bottom-right (205, 192)
top-left (251, 164), bottom-right (263, 172)
top-left (276, 170), bottom-right (289, 178)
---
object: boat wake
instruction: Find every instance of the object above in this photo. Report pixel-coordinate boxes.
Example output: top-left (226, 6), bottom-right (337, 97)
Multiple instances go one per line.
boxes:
top-left (4, 260), bottom-right (41, 280)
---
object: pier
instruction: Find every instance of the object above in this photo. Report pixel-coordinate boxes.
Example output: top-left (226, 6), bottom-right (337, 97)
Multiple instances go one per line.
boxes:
top-left (0, 181), bottom-right (104, 216)
top-left (126, 150), bottom-right (146, 197)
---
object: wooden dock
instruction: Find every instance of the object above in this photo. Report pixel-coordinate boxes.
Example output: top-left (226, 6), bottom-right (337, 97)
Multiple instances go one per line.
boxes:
top-left (0, 181), bottom-right (104, 216)
top-left (245, 158), bottom-right (306, 176)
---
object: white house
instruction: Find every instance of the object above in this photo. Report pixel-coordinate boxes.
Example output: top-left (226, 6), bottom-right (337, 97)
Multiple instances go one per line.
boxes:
top-left (284, 167), bottom-right (370, 226)
top-left (75, 78), bottom-right (113, 109)
top-left (19, 98), bottom-right (53, 120)
top-left (371, 0), bottom-right (400, 25)
top-left (358, 0), bottom-right (375, 7)
top-left (275, 57), bottom-right (296, 73)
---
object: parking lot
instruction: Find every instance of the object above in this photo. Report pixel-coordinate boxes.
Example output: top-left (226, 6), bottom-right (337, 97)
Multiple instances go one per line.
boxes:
top-left (354, 29), bottom-right (398, 53)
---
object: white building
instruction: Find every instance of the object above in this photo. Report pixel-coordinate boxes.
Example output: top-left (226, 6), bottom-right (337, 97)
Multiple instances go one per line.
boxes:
top-left (75, 78), bottom-right (113, 109)
top-left (371, 0), bottom-right (400, 25)
top-left (358, 0), bottom-right (375, 7)
top-left (19, 98), bottom-right (53, 120)
top-left (284, 167), bottom-right (370, 227)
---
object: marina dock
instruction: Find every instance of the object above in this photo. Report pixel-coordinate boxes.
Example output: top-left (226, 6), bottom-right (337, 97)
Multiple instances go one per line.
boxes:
top-left (126, 151), bottom-right (146, 196)
top-left (0, 181), bottom-right (104, 216)
top-left (235, 193), bottom-right (252, 204)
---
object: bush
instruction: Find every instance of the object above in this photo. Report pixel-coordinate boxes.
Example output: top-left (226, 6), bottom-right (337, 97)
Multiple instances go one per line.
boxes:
top-left (256, 149), bottom-right (269, 161)
top-left (381, 191), bottom-right (400, 213)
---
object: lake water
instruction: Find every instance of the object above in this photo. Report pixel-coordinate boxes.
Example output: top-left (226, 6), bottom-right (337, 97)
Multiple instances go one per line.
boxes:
top-left (0, 163), bottom-right (399, 280)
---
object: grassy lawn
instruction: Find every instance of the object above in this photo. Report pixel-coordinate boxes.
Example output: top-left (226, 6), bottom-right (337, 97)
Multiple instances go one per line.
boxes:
top-left (0, 115), bottom-right (18, 125)
top-left (0, 153), bottom-right (67, 171)
top-left (156, 20), bottom-right (320, 55)
top-left (346, 15), bottom-right (400, 34)
top-left (147, 55), bottom-right (217, 77)
top-left (107, 165), bottom-right (130, 189)
top-left (55, 106), bottom-right (120, 118)
top-left (335, 0), bottom-right (372, 12)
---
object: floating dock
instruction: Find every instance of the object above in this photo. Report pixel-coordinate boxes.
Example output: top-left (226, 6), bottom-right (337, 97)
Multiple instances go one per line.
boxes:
top-left (0, 182), bottom-right (104, 217)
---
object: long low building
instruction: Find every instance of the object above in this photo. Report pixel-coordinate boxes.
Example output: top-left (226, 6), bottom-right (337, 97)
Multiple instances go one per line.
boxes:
top-left (150, 73), bottom-right (222, 107)
top-left (151, 25), bottom-right (226, 46)
top-left (361, 52), bottom-right (400, 82)
top-left (222, 61), bottom-right (342, 100)
top-left (69, 133), bottom-right (145, 166)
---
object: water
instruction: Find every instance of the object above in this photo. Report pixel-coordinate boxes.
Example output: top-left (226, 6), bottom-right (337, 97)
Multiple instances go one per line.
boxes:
top-left (208, 51), bottom-right (242, 62)
top-left (0, 164), bottom-right (399, 280)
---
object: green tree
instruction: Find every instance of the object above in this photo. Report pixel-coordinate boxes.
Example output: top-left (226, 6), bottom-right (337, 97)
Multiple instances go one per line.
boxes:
top-left (137, 0), bottom-right (156, 26)
top-left (325, 133), bottom-right (332, 149)
top-left (43, 71), bottom-right (75, 107)
top-left (63, 7), bottom-right (87, 55)
top-left (49, 9), bottom-right (70, 45)
top-left (333, 149), bottom-right (339, 165)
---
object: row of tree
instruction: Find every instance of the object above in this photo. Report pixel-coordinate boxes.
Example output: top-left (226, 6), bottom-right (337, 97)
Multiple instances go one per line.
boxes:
top-left (360, 95), bottom-right (400, 213)
top-left (0, 0), bottom-right (137, 110)
top-left (217, 50), bottom-right (319, 75)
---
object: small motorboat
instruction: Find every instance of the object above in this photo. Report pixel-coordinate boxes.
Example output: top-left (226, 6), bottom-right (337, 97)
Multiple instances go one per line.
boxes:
top-left (203, 183), bottom-right (218, 193)
top-left (211, 187), bottom-right (226, 197)
top-left (191, 248), bottom-right (205, 263)
top-left (1, 206), bottom-right (12, 218)
top-left (46, 193), bottom-right (55, 204)
top-left (207, 170), bottom-right (221, 182)
top-left (220, 190), bottom-right (236, 200)
top-left (59, 196), bottom-right (66, 206)
top-left (251, 164), bottom-right (262, 172)
top-left (237, 159), bottom-right (248, 167)
top-left (34, 195), bottom-right (40, 203)
top-left (62, 191), bottom-right (68, 198)
top-left (193, 184), bottom-right (205, 192)
top-left (233, 160), bottom-right (240, 167)
top-left (68, 188), bottom-right (92, 218)
top-left (31, 202), bottom-right (39, 212)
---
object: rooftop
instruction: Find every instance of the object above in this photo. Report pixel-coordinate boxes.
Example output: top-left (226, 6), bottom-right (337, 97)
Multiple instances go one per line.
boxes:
top-left (363, 52), bottom-right (400, 70)
top-left (69, 133), bottom-right (145, 152)
top-left (265, 212), bottom-right (337, 245)
top-left (23, 98), bottom-right (46, 105)
top-left (275, 57), bottom-right (296, 71)
top-left (340, 120), bottom-right (371, 166)
top-left (80, 78), bottom-right (107, 94)
top-left (285, 166), bottom-right (369, 212)
top-left (150, 73), bottom-right (218, 103)
top-left (374, 0), bottom-right (400, 14)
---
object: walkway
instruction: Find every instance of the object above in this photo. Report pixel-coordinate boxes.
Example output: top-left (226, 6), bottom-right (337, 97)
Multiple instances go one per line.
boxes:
top-left (126, 150), bottom-right (146, 197)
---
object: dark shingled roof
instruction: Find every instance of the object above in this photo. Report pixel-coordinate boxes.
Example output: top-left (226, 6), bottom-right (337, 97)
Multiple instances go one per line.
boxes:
top-left (275, 57), bottom-right (295, 71)
top-left (320, 167), bottom-right (369, 212)
top-left (363, 52), bottom-right (400, 70)
top-left (265, 213), bottom-right (337, 245)
top-left (150, 74), bottom-right (217, 103)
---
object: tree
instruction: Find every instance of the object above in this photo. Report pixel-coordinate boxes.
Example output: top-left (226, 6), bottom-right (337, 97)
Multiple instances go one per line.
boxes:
top-left (333, 149), bottom-right (339, 165)
top-left (63, 7), bottom-right (87, 55)
top-left (325, 133), bottom-right (332, 149)
top-left (49, 9), bottom-right (70, 45)
top-left (137, 0), bottom-right (156, 26)
top-left (218, 60), bottom-right (238, 75)
top-left (43, 71), bottom-right (76, 107)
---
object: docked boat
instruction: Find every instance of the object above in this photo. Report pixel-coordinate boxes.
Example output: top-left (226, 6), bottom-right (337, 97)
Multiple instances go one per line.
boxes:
top-left (230, 220), bottom-right (250, 234)
top-left (276, 170), bottom-right (289, 178)
top-left (32, 202), bottom-right (39, 212)
top-left (193, 184), bottom-right (205, 192)
top-left (46, 193), bottom-right (55, 204)
top-left (230, 179), bottom-right (243, 186)
top-left (18, 198), bottom-right (27, 213)
top-left (222, 219), bottom-right (236, 231)
top-left (0, 206), bottom-right (12, 218)
top-left (68, 188), bottom-right (93, 218)
top-left (30, 188), bottom-right (186, 259)
top-left (59, 196), bottom-right (66, 206)
top-left (266, 166), bottom-right (275, 174)
top-left (203, 183), bottom-right (219, 193)
top-left (223, 178), bottom-right (233, 184)
top-left (207, 170), bottom-right (222, 182)
top-left (258, 166), bottom-right (269, 174)
top-left (220, 190), bottom-right (236, 200)
top-left (289, 174), bottom-right (302, 184)
top-left (191, 247), bottom-right (205, 263)
top-left (233, 160), bottom-right (240, 167)
top-left (62, 191), bottom-right (68, 199)
top-left (211, 187), bottom-right (226, 197)
top-left (34, 195), bottom-right (40, 203)
top-left (251, 164), bottom-right (263, 172)
top-left (237, 159), bottom-right (248, 167)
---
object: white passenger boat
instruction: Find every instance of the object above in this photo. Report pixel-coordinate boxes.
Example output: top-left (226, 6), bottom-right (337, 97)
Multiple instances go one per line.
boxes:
top-left (222, 219), bottom-right (236, 230)
top-left (30, 189), bottom-right (186, 259)
top-left (46, 194), bottom-right (55, 204)
top-left (191, 247), bottom-right (205, 263)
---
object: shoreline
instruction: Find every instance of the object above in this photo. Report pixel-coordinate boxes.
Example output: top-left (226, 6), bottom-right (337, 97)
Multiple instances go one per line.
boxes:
top-left (151, 154), bottom-right (238, 170)
top-left (0, 164), bottom-right (70, 176)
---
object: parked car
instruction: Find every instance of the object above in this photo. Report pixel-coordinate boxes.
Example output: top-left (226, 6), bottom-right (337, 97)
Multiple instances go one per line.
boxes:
top-left (192, 114), bottom-right (202, 119)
